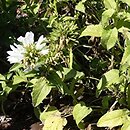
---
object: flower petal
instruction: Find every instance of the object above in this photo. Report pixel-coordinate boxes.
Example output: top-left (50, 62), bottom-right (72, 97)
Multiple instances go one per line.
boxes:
top-left (36, 43), bottom-right (46, 50)
top-left (36, 35), bottom-right (48, 50)
top-left (14, 43), bottom-right (25, 53)
top-left (7, 44), bottom-right (25, 64)
top-left (10, 45), bottom-right (17, 52)
top-left (24, 31), bottom-right (34, 46)
top-left (37, 35), bottom-right (44, 44)
top-left (7, 51), bottom-right (19, 56)
top-left (40, 49), bottom-right (49, 55)
top-left (17, 36), bottom-right (25, 44)
top-left (7, 55), bottom-right (23, 64)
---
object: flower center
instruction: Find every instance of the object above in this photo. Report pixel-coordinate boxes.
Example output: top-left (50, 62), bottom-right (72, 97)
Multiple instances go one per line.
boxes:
top-left (22, 44), bottom-right (40, 69)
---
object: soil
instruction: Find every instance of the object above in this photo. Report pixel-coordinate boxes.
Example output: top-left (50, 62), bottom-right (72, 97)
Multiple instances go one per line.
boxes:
top-left (0, 89), bottom-right (39, 130)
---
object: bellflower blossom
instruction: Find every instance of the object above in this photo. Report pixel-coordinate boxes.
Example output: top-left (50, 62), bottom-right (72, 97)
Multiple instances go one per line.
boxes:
top-left (7, 32), bottom-right (49, 70)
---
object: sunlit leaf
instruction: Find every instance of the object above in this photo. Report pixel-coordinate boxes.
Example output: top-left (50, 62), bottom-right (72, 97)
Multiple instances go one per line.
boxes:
top-left (31, 77), bottom-right (52, 107)
top-left (101, 9), bottom-right (115, 27)
top-left (75, 1), bottom-right (85, 13)
top-left (0, 74), bottom-right (5, 81)
top-left (103, 0), bottom-right (117, 9)
top-left (13, 75), bottom-right (27, 85)
top-left (97, 109), bottom-right (129, 129)
top-left (101, 27), bottom-right (118, 50)
top-left (121, 43), bottom-right (130, 65)
top-left (80, 24), bottom-right (103, 37)
top-left (9, 63), bottom-right (23, 72)
top-left (43, 115), bottom-right (67, 130)
top-left (33, 3), bottom-right (41, 14)
top-left (73, 101), bottom-right (92, 128)
top-left (96, 69), bottom-right (120, 97)
top-left (40, 106), bottom-right (60, 122)
top-left (121, 122), bottom-right (130, 130)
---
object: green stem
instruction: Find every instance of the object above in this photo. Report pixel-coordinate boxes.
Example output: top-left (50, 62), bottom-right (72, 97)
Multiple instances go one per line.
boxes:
top-left (69, 47), bottom-right (73, 69)
top-left (127, 84), bottom-right (130, 109)
top-left (54, 0), bottom-right (58, 15)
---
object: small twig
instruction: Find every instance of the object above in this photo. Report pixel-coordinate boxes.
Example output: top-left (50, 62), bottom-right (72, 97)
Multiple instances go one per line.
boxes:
top-left (86, 76), bottom-right (99, 81)
top-left (108, 55), bottom-right (114, 70)
top-left (109, 100), bottom-right (118, 111)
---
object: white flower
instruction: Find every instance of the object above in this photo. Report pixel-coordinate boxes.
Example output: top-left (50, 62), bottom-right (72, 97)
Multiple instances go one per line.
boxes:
top-left (17, 31), bottom-right (34, 47)
top-left (36, 35), bottom-right (49, 55)
top-left (7, 43), bottom-right (25, 64)
top-left (7, 32), bottom-right (49, 70)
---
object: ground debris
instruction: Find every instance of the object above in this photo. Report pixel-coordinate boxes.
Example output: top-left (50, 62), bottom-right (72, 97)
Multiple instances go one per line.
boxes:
top-left (30, 122), bottom-right (43, 130)
top-left (0, 115), bottom-right (12, 130)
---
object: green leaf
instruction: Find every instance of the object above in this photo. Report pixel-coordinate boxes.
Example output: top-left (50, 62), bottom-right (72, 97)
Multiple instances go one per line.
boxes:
top-left (48, 71), bottom-right (66, 94)
top-left (43, 115), bottom-right (67, 130)
top-left (2, 82), bottom-right (12, 95)
top-left (75, 1), bottom-right (85, 13)
top-left (96, 69), bottom-right (120, 97)
top-left (75, 71), bottom-right (84, 79)
top-left (80, 24), bottom-right (103, 37)
top-left (63, 68), bottom-right (84, 81)
top-left (101, 27), bottom-right (118, 50)
top-left (9, 63), bottom-right (23, 72)
top-left (120, 0), bottom-right (130, 6)
top-left (33, 3), bottom-right (41, 14)
top-left (97, 109), bottom-right (129, 129)
top-left (103, 0), bottom-right (117, 9)
top-left (121, 43), bottom-right (130, 65)
top-left (118, 28), bottom-right (130, 41)
top-left (0, 74), bottom-right (5, 82)
top-left (63, 68), bottom-right (76, 80)
top-left (101, 9), bottom-right (115, 27)
top-left (121, 122), bottom-right (130, 130)
top-left (73, 101), bottom-right (92, 128)
top-left (41, 107), bottom-right (67, 130)
top-left (40, 106), bottom-right (60, 122)
top-left (118, 27), bottom-right (130, 34)
top-left (13, 75), bottom-right (27, 85)
top-left (102, 96), bottom-right (111, 109)
top-left (31, 77), bottom-right (52, 107)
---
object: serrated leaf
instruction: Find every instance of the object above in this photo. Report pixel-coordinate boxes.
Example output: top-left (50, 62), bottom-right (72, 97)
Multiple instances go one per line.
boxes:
top-left (43, 115), bottom-right (67, 130)
top-left (80, 24), bottom-right (103, 37)
top-left (75, 1), bottom-right (85, 13)
top-left (121, 122), bottom-right (130, 130)
top-left (96, 69), bottom-right (120, 97)
top-left (120, 0), bottom-right (130, 6)
top-left (101, 9), bottom-right (115, 27)
top-left (31, 77), bottom-right (52, 107)
top-left (101, 27), bottom-right (118, 50)
top-left (97, 109), bottom-right (129, 129)
top-left (73, 102), bottom-right (92, 128)
top-left (103, 0), bottom-right (117, 9)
